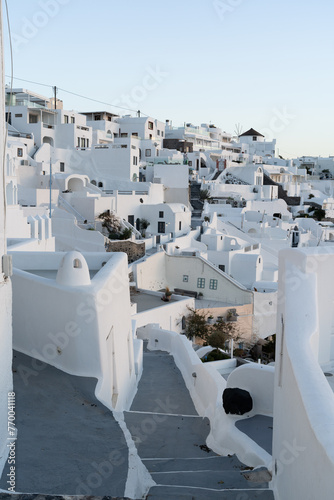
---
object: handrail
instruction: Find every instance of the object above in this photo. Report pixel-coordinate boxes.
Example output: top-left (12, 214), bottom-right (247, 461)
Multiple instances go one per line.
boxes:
top-left (58, 195), bottom-right (86, 222)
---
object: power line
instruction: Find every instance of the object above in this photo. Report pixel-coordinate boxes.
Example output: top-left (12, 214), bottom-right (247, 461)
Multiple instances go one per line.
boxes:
top-left (5, 74), bottom-right (51, 89)
top-left (57, 86), bottom-right (146, 115)
top-left (5, 75), bottom-right (147, 116)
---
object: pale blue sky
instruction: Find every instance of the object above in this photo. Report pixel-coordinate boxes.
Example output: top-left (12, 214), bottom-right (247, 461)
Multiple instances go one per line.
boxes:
top-left (3, 0), bottom-right (334, 157)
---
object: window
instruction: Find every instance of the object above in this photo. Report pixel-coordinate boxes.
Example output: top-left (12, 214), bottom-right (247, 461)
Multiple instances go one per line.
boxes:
top-left (71, 116), bottom-right (75, 124)
top-left (77, 137), bottom-right (80, 147)
top-left (161, 131), bottom-right (164, 137)
top-left (179, 221), bottom-right (182, 230)
top-left (95, 115), bottom-right (101, 121)
top-left (132, 132), bottom-right (138, 137)
top-left (188, 161), bottom-right (192, 166)
top-left (149, 134), bottom-right (152, 139)
top-left (148, 121), bottom-right (153, 130)
top-left (253, 136), bottom-right (257, 141)
top-left (108, 116), bottom-right (112, 121)
top-left (81, 138), bottom-right (85, 147)
top-left (64, 115), bottom-right (69, 124)
top-left (17, 148), bottom-right (23, 157)
top-left (29, 114), bottom-right (38, 124)
top-left (91, 180), bottom-right (96, 186)
top-left (145, 149), bottom-right (151, 157)
top-left (121, 144), bottom-right (127, 148)
top-left (133, 156), bottom-right (138, 165)
top-left (73, 258), bottom-right (82, 269)
top-left (86, 139), bottom-right (89, 148)
top-left (60, 162), bottom-right (65, 172)
top-left (197, 278), bottom-right (205, 289)
top-left (183, 275), bottom-right (188, 282)
top-left (15, 114), bottom-right (22, 118)
top-left (157, 130), bottom-right (160, 136)
top-left (159, 211), bottom-right (164, 218)
top-left (98, 182), bottom-right (103, 188)
top-left (209, 279), bottom-right (218, 290)
top-left (121, 133), bottom-right (128, 137)
top-left (158, 221), bottom-right (165, 233)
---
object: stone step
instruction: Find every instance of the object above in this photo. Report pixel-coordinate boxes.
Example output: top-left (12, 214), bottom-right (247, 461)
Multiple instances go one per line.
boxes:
top-left (146, 486), bottom-right (275, 499)
top-left (149, 469), bottom-right (270, 490)
top-left (144, 455), bottom-right (245, 473)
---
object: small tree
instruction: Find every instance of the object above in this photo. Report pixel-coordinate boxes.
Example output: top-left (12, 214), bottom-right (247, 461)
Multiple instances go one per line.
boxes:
top-left (120, 228), bottom-right (132, 240)
top-left (207, 318), bottom-right (243, 350)
top-left (184, 307), bottom-right (209, 341)
top-left (184, 308), bottom-right (243, 350)
top-left (139, 218), bottom-right (150, 236)
top-left (313, 208), bottom-right (326, 221)
top-left (199, 189), bottom-right (211, 201)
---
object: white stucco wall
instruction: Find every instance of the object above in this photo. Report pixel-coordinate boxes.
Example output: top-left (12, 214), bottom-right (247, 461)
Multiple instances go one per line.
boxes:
top-left (226, 364), bottom-right (275, 416)
top-left (134, 252), bottom-right (253, 305)
top-left (11, 252), bottom-right (137, 411)
top-left (272, 248), bottom-right (334, 500)
top-left (52, 210), bottom-right (107, 252)
top-left (133, 295), bottom-right (194, 333)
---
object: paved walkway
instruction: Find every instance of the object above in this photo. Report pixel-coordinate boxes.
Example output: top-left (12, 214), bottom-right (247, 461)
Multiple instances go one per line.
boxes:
top-left (236, 416), bottom-right (273, 455)
top-left (124, 347), bottom-right (274, 499)
top-left (0, 352), bottom-right (128, 496)
top-left (1, 349), bottom-right (274, 499)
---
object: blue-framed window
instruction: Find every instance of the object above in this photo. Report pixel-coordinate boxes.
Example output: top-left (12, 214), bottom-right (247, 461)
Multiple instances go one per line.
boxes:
top-left (183, 275), bottom-right (189, 282)
top-left (209, 279), bottom-right (218, 290)
top-left (197, 278), bottom-right (205, 289)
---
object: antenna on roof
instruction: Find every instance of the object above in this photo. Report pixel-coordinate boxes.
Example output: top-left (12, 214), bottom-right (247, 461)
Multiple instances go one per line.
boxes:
top-left (234, 123), bottom-right (243, 137)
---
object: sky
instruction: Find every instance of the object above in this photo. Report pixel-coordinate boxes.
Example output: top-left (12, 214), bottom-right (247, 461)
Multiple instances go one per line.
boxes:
top-left (2, 0), bottom-right (334, 158)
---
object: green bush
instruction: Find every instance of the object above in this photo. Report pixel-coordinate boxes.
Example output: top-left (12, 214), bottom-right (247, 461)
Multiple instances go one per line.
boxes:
top-left (202, 349), bottom-right (230, 363)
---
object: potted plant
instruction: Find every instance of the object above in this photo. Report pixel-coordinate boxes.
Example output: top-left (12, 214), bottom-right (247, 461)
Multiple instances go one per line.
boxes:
top-left (162, 286), bottom-right (172, 302)
top-left (207, 315), bottom-right (214, 325)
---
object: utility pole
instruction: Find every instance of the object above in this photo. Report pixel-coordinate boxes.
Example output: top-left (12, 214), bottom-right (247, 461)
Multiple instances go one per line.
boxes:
top-left (53, 86), bottom-right (57, 110)
top-left (49, 156), bottom-right (52, 218)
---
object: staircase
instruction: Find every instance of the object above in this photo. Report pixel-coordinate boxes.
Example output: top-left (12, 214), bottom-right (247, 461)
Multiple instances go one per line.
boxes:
top-left (58, 195), bottom-right (86, 222)
top-left (124, 347), bottom-right (274, 499)
top-left (190, 182), bottom-right (204, 218)
top-left (212, 170), bottom-right (222, 180)
top-left (263, 173), bottom-right (300, 206)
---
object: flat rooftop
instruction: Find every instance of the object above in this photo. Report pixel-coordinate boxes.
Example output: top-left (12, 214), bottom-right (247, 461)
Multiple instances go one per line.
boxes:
top-left (131, 291), bottom-right (180, 313)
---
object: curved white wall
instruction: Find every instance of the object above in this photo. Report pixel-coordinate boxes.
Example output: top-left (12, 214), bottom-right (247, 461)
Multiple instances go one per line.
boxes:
top-left (226, 364), bottom-right (275, 417)
top-left (272, 248), bottom-right (334, 499)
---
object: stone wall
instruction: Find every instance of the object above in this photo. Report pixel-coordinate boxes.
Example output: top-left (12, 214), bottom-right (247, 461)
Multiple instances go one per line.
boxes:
top-left (106, 240), bottom-right (145, 263)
